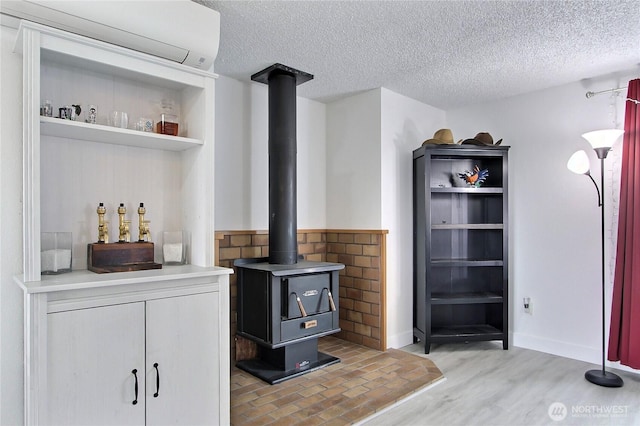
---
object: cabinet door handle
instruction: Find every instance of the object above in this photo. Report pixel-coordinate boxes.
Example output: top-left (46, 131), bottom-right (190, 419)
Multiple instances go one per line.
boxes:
top-left (131, 369), bottom-right (139, 405)
top-left (153, 363), bottom-right (160, 397)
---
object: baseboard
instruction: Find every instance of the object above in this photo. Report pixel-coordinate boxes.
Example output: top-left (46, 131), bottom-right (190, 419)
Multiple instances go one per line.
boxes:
top-left (512, 332), bottom-right (639, 375)
top-left (386, 330), bottom-right (414, 349)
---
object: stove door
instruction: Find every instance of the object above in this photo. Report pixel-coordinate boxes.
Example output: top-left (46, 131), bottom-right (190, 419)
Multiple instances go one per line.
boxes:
top-left (283, 273), bottom-right (330, 318)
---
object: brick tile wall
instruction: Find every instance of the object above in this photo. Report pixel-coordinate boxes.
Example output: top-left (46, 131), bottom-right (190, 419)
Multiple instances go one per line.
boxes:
top-left (215, 229), bottom-right (387, 362)
top-left (325, 231), bottom-right (387, 350)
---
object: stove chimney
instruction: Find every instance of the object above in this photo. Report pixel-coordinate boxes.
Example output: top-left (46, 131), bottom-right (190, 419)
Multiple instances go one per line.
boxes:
top-left (251, 64), bottom-right (313, 265)
top-left (235, 64), bottom-right (342, 383)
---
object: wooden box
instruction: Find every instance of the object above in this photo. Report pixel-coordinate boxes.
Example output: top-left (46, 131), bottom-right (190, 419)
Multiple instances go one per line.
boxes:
top-left (87, 242), bottom-right (162, 273)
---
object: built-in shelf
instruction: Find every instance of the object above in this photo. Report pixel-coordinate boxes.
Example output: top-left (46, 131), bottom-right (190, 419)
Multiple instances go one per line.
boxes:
top-left (16, 20), bottom-right (230, 425)
top-left (41, 117), bottom-right (203, 151)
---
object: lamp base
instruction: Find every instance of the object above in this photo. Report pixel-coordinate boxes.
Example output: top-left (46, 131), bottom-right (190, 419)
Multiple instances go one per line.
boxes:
top-left (585, 369), bottom-right (623, 387)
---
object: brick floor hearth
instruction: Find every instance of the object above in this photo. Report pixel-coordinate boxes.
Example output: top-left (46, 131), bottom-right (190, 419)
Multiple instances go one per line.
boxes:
top-left (230, 336), bottom-right (444, 425)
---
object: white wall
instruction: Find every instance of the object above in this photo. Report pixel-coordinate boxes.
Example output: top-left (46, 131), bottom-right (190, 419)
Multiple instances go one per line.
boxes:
top-left (325, 88), bottom-right (446, 348)
top-left (326, 90), bottom-right (382, 229)
top-left (379, 88), bottom-right (446, 348)
top-left (447, 69), bottom-right (637, 372)
top-left (297, 89), bottom-right (327, 228)
top-left (215, 75), bottom-right (251, 229)
top-left (215, 75), bottom-right (327, 231)
top-left (0, 24), bottom-right (25, 426)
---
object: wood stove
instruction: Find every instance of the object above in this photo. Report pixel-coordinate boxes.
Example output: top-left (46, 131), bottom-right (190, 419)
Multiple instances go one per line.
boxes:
top-left (235, 258), bottom-right (342, 383)
top-left (234, 64), bottom-right (343, 384)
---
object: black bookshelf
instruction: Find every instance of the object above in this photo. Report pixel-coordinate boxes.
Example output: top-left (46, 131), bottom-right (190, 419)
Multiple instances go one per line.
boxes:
top-left (413, 144), bottom-right (510, 353)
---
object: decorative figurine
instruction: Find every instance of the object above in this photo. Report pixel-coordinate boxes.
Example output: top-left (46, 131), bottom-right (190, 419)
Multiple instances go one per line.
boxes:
top-left (117, 203), bottom-right (131, 243)
top-left (458, 165), bottom-right (489, 187)
top-left (97, 202), bottom-right (109, 243)
top-left (138, 202), bottom-right (151, 242)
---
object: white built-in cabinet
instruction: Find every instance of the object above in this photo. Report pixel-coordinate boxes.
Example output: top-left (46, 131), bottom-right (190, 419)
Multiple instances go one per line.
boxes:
top-left (47, 285), bottom-right (222, 425)
top-left (19, 268), bottom-right (230, 425)
top-left (12, 21), bottom-right (231, 425)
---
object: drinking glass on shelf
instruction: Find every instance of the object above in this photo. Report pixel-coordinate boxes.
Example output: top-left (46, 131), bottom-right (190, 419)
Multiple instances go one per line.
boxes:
top-left (41, 100), bottom-right (53, 117)
top-left (86, 105), bottom-right (97, 124)
top-left (136, 117), bottom-right (154, 132)
top-left (109, 111), bottom-right (128, 128)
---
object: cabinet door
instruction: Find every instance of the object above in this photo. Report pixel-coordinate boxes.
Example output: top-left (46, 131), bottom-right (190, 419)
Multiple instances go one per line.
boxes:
top-left (48, 303), bottom-right (146, 425)
top-left (145, 292), bottom-right (220, 425)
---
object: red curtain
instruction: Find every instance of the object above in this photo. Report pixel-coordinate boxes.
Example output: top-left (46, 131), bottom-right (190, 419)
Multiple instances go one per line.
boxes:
top-left (608, 79), bottom-right (640, 369)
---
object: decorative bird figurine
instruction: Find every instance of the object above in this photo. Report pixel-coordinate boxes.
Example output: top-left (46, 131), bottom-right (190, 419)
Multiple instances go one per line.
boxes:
top-left (458, 165), bottom-right (489, 187)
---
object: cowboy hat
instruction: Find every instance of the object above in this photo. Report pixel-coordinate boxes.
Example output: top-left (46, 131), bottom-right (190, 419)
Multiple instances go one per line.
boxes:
top-left (422, 128), bottom-right (456, 145)
top-left (460, 132), bottom-right (503, 146)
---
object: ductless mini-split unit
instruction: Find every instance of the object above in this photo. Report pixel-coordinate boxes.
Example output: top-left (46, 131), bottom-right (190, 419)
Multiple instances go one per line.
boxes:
top-left (0, 0), bottom-right (220, 70)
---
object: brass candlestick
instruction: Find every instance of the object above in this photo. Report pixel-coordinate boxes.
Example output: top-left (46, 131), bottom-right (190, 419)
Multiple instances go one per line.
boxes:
top-left (138, 203), bottom-right (151, 242)
top-left (97, 202), bottom-right (109, 243)
top-left (117, 203), bottom-right (131, 243)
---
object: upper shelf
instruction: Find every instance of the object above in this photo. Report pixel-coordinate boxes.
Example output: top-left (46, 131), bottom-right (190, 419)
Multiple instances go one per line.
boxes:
top-left (41, 117), bottom-right (203, 151)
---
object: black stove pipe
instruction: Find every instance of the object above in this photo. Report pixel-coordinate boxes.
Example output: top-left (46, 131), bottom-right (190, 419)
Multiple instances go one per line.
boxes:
top-left (267, 71), bottom-right (297, 265)
top-left (251, 64), bottom-right (313, 265)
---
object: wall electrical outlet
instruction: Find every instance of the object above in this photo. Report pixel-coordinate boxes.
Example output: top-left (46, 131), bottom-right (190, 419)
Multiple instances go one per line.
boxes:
top-left (523, 297), bottom-right (532, 314)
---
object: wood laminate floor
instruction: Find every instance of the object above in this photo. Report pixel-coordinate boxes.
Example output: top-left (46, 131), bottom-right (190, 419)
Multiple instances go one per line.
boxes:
top-left (362, 341), bottom-right (640, 426)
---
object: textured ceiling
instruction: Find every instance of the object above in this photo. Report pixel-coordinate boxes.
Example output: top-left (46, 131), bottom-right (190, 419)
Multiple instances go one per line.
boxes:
top-left (197, 0), bottom-right (640, 110)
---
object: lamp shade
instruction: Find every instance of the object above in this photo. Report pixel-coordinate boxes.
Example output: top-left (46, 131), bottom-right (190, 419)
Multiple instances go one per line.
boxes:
top-left (581, 129), bottom-right (624, 149)
top-left (567, 150), bottom-right (590, 174)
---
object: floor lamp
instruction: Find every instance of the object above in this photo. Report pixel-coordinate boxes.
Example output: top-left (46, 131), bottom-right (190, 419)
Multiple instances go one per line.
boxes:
top-left (567, 129), bottom-right (624, 388)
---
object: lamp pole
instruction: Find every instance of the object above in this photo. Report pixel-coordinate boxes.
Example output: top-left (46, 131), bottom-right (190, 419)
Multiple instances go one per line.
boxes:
top-left (584, 148), bottom-right (623, 388)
